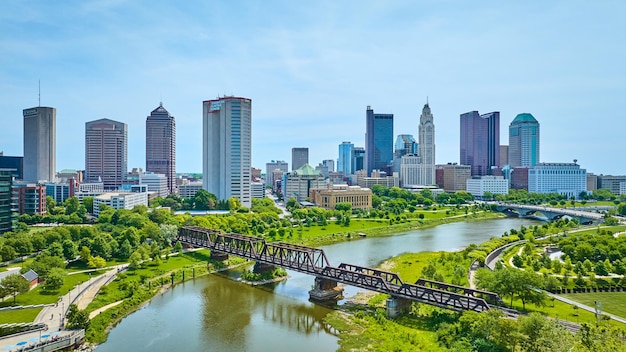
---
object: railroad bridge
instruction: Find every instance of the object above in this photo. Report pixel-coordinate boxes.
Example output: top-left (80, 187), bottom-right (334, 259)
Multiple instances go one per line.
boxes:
top-left (494, 203), bottom-right (603, 225)
top-left (177, 226), bottom-right (512, 318)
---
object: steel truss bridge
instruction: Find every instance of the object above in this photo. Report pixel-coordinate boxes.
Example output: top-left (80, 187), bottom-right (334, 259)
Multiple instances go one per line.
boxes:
top-left (178, 226), bottom-right (511, 314)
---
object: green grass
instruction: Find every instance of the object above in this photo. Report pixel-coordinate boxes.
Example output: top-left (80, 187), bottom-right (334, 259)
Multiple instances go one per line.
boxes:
top-left (1, 272), bottom-right (91, 307)
top-left (561, 292), bottom-right (626, 319)
top-left (0, 308), bottom-right (42, 323)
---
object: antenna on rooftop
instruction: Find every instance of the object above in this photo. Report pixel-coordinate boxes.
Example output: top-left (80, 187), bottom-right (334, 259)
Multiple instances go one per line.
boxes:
top-left (38, 80), bottom-right (41, 107)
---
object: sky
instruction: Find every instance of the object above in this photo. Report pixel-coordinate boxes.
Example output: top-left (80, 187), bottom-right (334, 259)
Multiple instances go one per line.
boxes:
top-left (1, 0), bottom-right (625, 175)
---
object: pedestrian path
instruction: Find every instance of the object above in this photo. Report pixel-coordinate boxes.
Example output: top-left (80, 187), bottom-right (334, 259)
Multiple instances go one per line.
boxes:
top-left (0, 264), bottom-right (127, 351)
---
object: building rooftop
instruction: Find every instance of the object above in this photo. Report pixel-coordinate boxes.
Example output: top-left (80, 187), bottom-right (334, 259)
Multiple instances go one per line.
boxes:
top-left (294, 163), bottom-right (321, 177)
top-left (511, 113), bottom-right (538, 124)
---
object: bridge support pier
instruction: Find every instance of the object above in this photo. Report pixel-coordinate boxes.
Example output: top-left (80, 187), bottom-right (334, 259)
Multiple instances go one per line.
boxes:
top-left (308, 277), bottom-right (344, 301)
top-left (386, 296), bottom-right (411, 318)
top-left (210, 250), bottom-right (229, 261)
top-left (253, 262), bottom-right (275, 274)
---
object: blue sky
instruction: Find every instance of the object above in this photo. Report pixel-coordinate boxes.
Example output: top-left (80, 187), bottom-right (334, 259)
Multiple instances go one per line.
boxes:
top-left (1, 0), bottom-right (624, 175)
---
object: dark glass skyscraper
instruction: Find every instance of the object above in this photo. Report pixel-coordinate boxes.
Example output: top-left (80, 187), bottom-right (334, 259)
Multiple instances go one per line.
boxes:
top-left (460, 111), bottom-right (500, 176)
top-left (146, 103), bottom-right (176, 194)
top-left (365, 106), bottom-right (393, 176)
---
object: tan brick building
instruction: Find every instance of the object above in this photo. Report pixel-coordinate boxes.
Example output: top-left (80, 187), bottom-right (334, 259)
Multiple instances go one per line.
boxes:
top-left (310, 184), bottom-right (372, 210)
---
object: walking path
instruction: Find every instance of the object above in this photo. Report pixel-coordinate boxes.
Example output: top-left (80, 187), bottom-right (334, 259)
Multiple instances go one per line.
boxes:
top-left (88, 301), bottom-right (123, 319)
top-left (0, 264), bottom-right (127, 351)
top-left (472, 225), bottom-right (626, 324)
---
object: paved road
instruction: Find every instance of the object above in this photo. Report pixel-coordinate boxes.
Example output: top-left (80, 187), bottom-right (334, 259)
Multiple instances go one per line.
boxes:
top-left (0, 264), bottom-right (126, 350)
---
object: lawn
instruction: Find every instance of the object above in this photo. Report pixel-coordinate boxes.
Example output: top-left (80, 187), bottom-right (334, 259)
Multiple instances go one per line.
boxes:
top-left (0, 307), bottom-right (41, 323)
top-left (1, 272), bottom-right (92, 307)
top-left (561, 292), bottom-right (626, 319)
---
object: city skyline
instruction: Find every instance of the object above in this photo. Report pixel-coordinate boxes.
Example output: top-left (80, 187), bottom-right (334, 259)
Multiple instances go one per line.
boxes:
top-left (0, 1), bottom-right (625, 175)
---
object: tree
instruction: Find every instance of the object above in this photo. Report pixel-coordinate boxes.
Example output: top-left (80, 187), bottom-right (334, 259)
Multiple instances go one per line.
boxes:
top-left (80, 246), bottom-right (92, 263)
top-left (129, 251), bottom-right (142, 270)
top-left (334, 202), bottom-right (352, 212)
top-left (88, 256), bottom-right (107, 269)
top-left (173, 241), bottom-right (183, 254)
top-left (118, 239), bottom-right (133, 259)
top-left (83, 197), bottom-right (94, 214)
top-left (285, 197), bottom-right (300, 211)
top-left (63, 197), bottom-right (80, 215)
top-left (66, 303), bottom-right (90, 329)
top-left (44, 268), bottom-right (65, 290)
top-left (518, 313), bottom-right (574, 352)
top-left (0, 274), bottom-right (30, 304)
top-left (62, 239), bottom-right (78, 261)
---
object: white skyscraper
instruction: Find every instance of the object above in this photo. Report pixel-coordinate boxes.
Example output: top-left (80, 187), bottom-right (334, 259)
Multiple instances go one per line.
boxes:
top-left (202, 96), bottom-right (252, 208)
top-left (418, 102), bottom-right (435, 185)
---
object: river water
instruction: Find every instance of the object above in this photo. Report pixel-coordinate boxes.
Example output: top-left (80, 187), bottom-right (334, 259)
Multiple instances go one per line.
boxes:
top-left (95, 218), bottom-right (537, 352)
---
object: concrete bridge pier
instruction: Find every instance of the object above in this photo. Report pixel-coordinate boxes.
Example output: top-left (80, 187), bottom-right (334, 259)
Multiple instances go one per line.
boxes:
top-left (386, 296), bottom-right (412, 318)
top-left (253, 262), bottom-right (275, 274)
top-left (309, 277), bottom-right (344, 301)
top-left (210, 250), bottom-right (229, 261)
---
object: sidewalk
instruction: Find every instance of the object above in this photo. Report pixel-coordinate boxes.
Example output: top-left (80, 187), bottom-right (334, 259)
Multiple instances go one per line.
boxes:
top-left (0, 264), bottom-right (127, 350)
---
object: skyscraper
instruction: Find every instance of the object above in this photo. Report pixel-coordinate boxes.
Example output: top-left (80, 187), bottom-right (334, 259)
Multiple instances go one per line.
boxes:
top-left (23, 106), bottom-right (55, 182)
top-left (365, 106), bottom-right (393, 176)
top-left (265, 160), bottom-right (288, 190)
top-left (352, 147), bottom-right (365, 174)
top-left (85, 118), bottom-right (128, 190)
top-left (0, 168), bottom-right (17, 234)
top-left (291, 148), bottom-right (309, 171)
top-left (460, 111), bottom-right (500, 176)
top-left (508, 113), bottom-right (540, 167)
top-left (202, 96), bottom-right (252, 208)
top-left (394, 135), bottom-right (417, 158)
top-left (338, 142), bottom-right (354, 176)
top-left (146, 102), bottom-right (176, 194)
top-left (418, 102), bottom-right (436, 185)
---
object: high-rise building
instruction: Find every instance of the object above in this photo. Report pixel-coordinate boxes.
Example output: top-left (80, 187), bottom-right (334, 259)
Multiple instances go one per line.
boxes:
top-left (146, 102), bottom-right (176, 194)
top-left (23, 107), bottom-right (56, 182)
top-left (460, 111), bottom-right (500, 176)
top-left (499, 145), bottom-right (509, 167)
top-left (418, 102), bottom-right (436, 185)
top-left (394, 135), bottom-right (417, 158)
top-left (85, 118), bottom-right (128, 190)
top-left (322, 159), bottom-right (335, 173)
top-left (0, 169), bottom-right (17, 234)
top-left (291, 148), bottom-right (309, 171)
top-left (338, 142), bottom-right (354, 176)
top-left (0, 154), bottom-right (23, 180)
top-left (508, 113), bottom-right (539, 167)
top-left (365, 106), bottom-right (393, 176)
top-left (202, 96), bottom-right (252, 208)
top-left (351, 147), bottom-right (366, 174)
top-left (265, 160), bottom-right (288, 190)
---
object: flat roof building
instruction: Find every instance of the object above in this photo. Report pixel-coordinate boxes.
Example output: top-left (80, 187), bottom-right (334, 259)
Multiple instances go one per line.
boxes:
top-left (310, 184), bottom-right (372, 210)
top-left (23, 106), bottom-right (56, 182)
top-left (85, 118), bottom-right (128, 190)
top-left (528, 163), bottom-right (586, 199)
top-left (93, 192), bottom-right (148, 217)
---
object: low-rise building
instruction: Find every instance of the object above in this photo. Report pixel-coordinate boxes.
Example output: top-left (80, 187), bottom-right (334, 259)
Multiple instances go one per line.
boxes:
top-left (528, 163), bottom-right (586, 199)
top-left (93, 192), bottom-right (148, 216)
top-left (355, 170), bottom-right (399, 189)
top-left (284, 163), bottom-right (327, 202)
top-left (466, 176), bottom-right (509, 198)
top-left (13, 182), bottom-right (46, 215)
top-left (139, 172), bottom-right (168, 197)
top-left (309, 184), bottom-right (372, 210)
top-left (597, 175), bottom-right (626, 195)
top-left (251, 182), bottom-right (266, 199)
top-left (620, 182), bottom-right (626, 196)
top-left (439, 164), bottom-right (471, 192)
top-left (179, 182), bottom-right (203, 199)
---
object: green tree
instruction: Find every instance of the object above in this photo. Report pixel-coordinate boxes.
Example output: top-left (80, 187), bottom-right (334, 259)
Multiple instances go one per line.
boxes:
top-left (44, 267), bottom-right (65, 290)
top-left (62, 239), bottom-right (78, 261)
top-left (63, 197), bottom-right (80, 215)
top-left (334, 202), bottom-right (352, 212)
top-left (118, 239), bottom-right (133, 259)
top-left (518, 313), bottom-right (574, 351)
top-left (0, 274), bottom-right (30, 304)
top-left (173, 241), bottom-right (183, 254)
top-left (128, 251), bottom-right (142, 270)
top-left (83, 197), bottom-right (94, 214)
top-left (88, 255), bottom-right (107, 269)
top-left (66, 304), bottom-right (90, 329)
top-left (80, 246), bottom-right (92, 263)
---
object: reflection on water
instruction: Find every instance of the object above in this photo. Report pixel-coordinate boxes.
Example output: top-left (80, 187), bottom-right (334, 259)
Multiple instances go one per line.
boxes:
top-left (96, 217), bottom-right (539, 352)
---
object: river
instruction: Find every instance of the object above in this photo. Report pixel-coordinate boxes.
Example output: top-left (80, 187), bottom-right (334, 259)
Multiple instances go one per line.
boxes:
top-left (95, 217), bottom-right (537, 352)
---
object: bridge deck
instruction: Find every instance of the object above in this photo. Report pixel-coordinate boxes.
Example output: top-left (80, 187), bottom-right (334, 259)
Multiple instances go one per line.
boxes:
top-left (177, 226), bottom-right (504, 313)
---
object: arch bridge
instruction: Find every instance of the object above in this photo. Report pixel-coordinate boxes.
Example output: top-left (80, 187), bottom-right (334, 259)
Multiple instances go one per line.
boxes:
top-left (177, 226), bottom-right (512, 318)
top-left (494, 203), bottom-right (603, 225)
